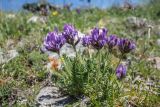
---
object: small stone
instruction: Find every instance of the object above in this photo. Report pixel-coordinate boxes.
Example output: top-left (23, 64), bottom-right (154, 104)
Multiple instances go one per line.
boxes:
top-left (80, 97), bottom-right (90, 107)
top-left (147, 57), bottom-right (160, 70)
top-left (75, 41), bottom-right (86, 54)
top-left (27, 16), bottom-right (47, 23)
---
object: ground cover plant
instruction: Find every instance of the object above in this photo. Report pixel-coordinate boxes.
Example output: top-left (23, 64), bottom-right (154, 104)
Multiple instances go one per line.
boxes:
top-left (0, 0), bottom-right (160, 106)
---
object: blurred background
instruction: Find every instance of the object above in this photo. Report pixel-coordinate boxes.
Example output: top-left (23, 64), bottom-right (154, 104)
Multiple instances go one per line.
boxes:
top-left (0, 0), bottom-right (149, 12)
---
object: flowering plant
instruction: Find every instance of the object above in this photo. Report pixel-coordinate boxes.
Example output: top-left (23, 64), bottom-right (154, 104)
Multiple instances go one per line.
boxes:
top-left (43, 24), bottom-right (136, 106)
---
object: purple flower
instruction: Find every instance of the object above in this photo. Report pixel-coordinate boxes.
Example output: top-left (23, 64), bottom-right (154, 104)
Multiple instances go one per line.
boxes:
top-left (116, 64), bottom-right (127, 79)
top-left (107, 35), bottom-right (119, 49)
top-left (62, 24), bottom-right (79, 46)
top-left (118, 38), bottom-right (136, 54)
top-left (43, 31), bottom-right (66, 53)
top-left (90, 28), bottom-right (108, 49)
top-left (82, 36), bottom-right (92, 47)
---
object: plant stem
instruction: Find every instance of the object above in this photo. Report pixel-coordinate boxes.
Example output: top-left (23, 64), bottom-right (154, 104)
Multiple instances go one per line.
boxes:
top-left (115, 54), bottom-right (124, 71)
top-left (95, 50), bottom-right (101, 86)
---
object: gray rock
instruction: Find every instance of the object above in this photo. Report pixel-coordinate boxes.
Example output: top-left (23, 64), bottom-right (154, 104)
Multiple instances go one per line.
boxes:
top-left (41, 45), bottom-right (60, 59)
top-left (0, 49), bottom-right (19, 64)
top-left (76, 41), bottom-right (86, 54)
top-left (60, 32), bottom-right (86, 58)
top-left (125, 16), bottom-right (148, 28)
top-left (36, 86), bottom-right (71, 107)
top-left (79, 97), bottom-right (90, 107)
top-left (60, 43), bottom-right (76, 58)
top-left (27, 16), bottom-right (47, 23)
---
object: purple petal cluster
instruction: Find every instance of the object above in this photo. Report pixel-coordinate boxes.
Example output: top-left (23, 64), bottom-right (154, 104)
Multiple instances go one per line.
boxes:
top-left (118, 38), bottom-right (136, 54)
top-left (116, 64), bottom-right (127, 79)
top-left (107, 35), bottom-right (119, 49)
top-left (82, 36), bottom-right (92, 47)
top-left (62, 24), bottom-right (79, 46)
top-left (89, 28), bottom-right (108, 49)
top-left (43, 31), bottom-right (66, 53)
top-left (43, 24), bottom-right (136, 57)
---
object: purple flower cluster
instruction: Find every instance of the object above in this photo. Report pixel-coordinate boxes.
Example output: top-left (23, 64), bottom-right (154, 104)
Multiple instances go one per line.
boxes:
top-left (106, 35), bottom-right (119, 49)
top-left (43, 31), bottom-right (66, 53)
top-left (43, 25), bottom-right (136, 54)
top-left (62, 24), bottom-right (79, 46)
top-left (82, 28), bottom-right (108, 50)
top-left (91, 28), bottom-right (108, 49)
top-left (118, 38), bottom-right (136, 54)
top-left (116, 64), bottom-right (127, 79)
top-left (43, 24), bottom-right (80, 54)
top-left (82, 36), bottom-right (92, 47)
top-left (82, 28), bottom-right (136, 54)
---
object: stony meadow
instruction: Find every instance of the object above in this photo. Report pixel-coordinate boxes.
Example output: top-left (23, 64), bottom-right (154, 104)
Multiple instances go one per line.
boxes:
top-left (0, 0), bottom-right (160, 107)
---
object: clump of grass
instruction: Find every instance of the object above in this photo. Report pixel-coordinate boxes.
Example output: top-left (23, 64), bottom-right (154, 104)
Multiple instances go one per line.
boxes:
top-left (0, 82), bottom-right (15, 106)
top-left (52, 49), bottom-right (122, 106)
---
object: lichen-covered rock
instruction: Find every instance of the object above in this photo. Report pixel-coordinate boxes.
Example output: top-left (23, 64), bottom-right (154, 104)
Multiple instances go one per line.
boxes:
top-left (0, 49), bottom-right (19, 64)
top-left (36, 86), bottom-right (71, 107)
